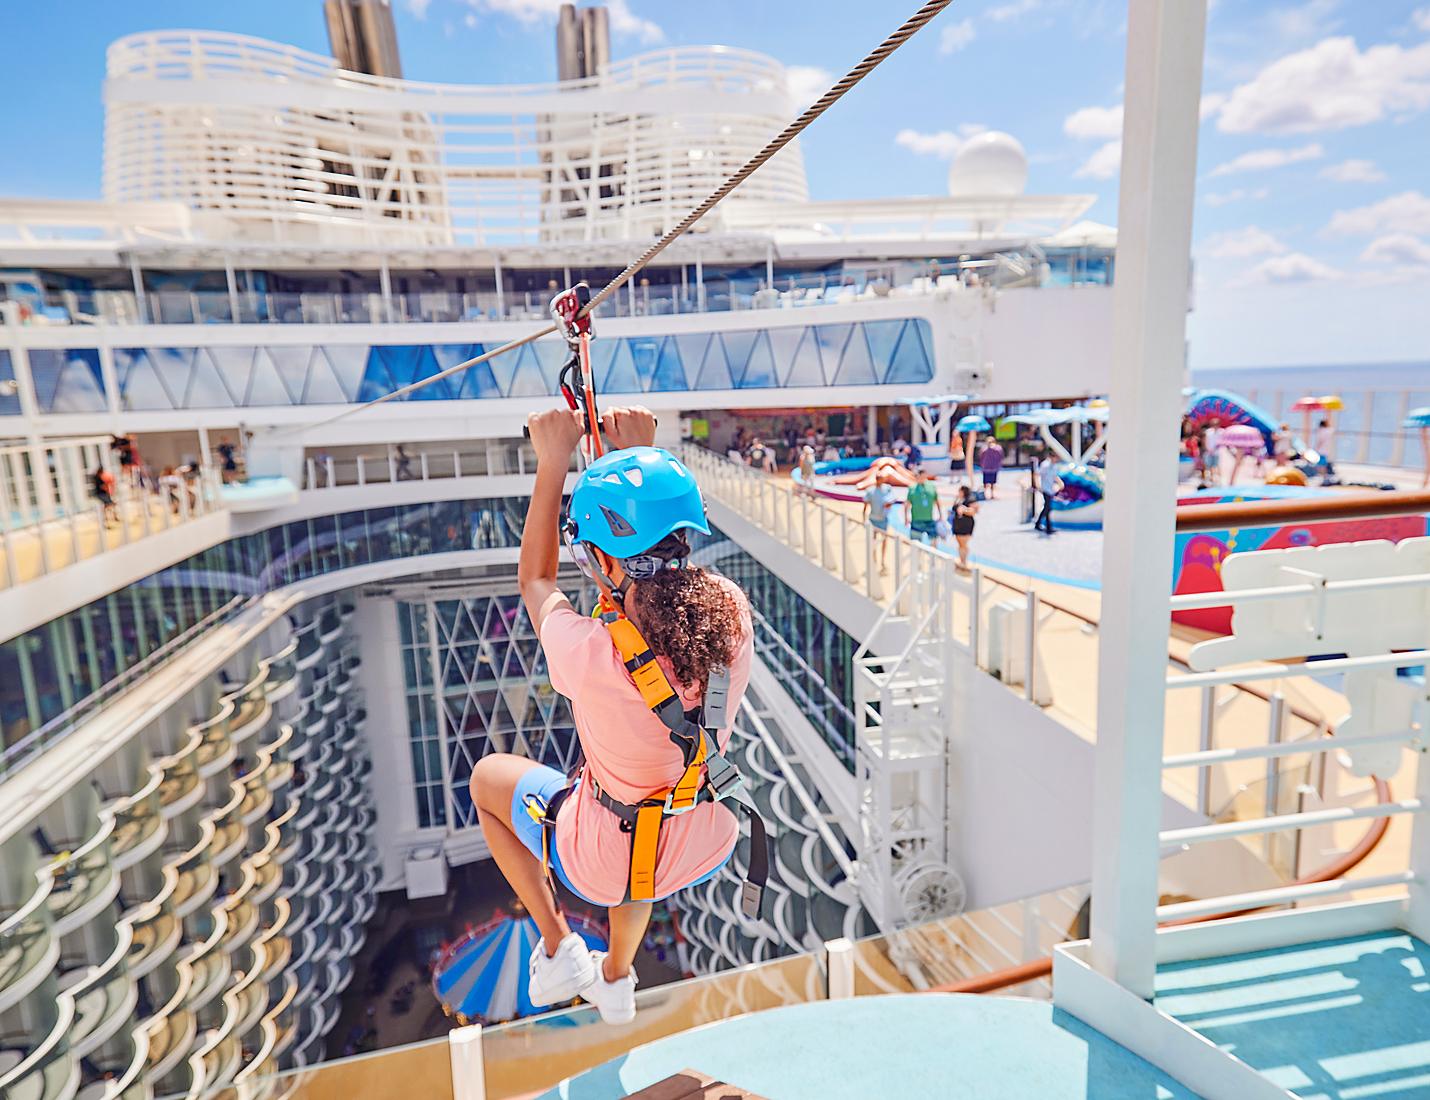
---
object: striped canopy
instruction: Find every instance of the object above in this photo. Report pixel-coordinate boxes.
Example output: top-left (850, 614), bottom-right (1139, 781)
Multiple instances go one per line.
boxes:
top-left (1404, 407), bottom-right (1430, 428)
top-left (433, 913), bottom-right (606, 1023)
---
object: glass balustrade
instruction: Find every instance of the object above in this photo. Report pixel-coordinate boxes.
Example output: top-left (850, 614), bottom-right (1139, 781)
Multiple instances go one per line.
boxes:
top-left (0, 883), bottom-right (56, 1010)
top-left (45, 820), bottom-right (119, 934)
top-left (110, 772), bottom-right (166, 870)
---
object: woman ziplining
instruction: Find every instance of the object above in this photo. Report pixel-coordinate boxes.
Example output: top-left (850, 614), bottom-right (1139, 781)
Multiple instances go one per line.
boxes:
top-left (470, 401), bottom-right (761, 1025)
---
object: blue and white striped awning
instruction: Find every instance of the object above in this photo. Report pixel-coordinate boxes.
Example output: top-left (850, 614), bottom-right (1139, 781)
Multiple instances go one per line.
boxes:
top-left (433, 914), bottom-right (606, 1023)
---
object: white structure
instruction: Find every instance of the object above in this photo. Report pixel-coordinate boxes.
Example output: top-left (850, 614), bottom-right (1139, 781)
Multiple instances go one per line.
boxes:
top-left (103, 32), bottom-right (810, 247)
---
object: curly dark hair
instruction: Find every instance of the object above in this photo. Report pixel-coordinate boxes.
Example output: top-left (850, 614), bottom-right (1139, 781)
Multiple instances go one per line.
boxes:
top-left (628, 567), bottom-right (744, 690)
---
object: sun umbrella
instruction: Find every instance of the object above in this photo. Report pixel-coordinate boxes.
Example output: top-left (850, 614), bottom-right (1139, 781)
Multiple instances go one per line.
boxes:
top-left (1290, 394), bottom-right (1343, 443)
top-left (1406, 407), bottom-right (1430, 488)
top-left (956, 414), bottom-right (992, 483)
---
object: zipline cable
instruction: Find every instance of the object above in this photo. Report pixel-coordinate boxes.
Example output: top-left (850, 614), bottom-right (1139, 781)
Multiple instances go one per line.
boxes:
top-left (274, 0), bottom-right (954, 436)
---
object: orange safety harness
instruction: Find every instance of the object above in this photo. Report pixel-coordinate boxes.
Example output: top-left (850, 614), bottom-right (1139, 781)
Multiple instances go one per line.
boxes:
top-left (523, 286), bottom-right (768, 919)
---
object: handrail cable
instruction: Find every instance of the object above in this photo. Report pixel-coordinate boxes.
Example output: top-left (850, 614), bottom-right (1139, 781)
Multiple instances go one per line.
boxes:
top-left (272, 0), bottom-right (954, 437)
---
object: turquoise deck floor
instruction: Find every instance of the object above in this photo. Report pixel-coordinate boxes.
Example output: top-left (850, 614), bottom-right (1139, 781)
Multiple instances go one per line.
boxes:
top-left (1155, 930), bottom-right (1430, 1099)
top-left (542, 993), bottom-right (1200, 1099)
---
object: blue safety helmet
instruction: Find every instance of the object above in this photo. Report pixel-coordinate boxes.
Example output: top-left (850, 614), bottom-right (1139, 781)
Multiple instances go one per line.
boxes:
top-left (565, 446), bottom-right (709, 558)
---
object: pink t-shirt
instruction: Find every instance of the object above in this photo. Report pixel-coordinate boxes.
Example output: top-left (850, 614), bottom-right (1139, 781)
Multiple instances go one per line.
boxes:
top-left (541, 579), bottom-right (752, 905)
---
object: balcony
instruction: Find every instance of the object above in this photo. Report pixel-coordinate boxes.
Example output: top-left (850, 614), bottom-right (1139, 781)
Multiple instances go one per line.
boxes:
top-left (226, 675), bottom-right (274, 748)
top-left (192, 1029), bottom-right (243, 1095)
top-left (168, 832), bottom-right (218, 921)
top-left (143, 987), bottom-right (196, 1085)
top-left (0, 994), bottom-right (78, 1100)
top-left (0, 882), bottom-right (59, 1014)
top-left (124, 896), bottom-right (182, 982)
top-left (58, 923), bottom-right (137, 1059)
top-left (156, 733), bottom-right (205, 820)
top-left (263, 973), bottom-right (299, 1060)
top-left (45, 817), bottom-right (121, 938)
top-left (86, 1028), bottom-right (149, 1100)
top-left (192, 706), bottom-right (236, 780)
top-left (249, 857), bottom-right (282, 907)
top-left (182, 941), bottom-right (232, 1018)
top-left (223, 898), bottom-right (261, 954)
top-left (226, 968), bottom-right (269, 1040)
top-left (107, 771), bottom-right (168, 872)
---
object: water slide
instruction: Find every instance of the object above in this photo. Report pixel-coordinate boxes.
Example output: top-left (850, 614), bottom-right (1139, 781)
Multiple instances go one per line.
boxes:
top-left (1184, 388), bottom-right (1279, 449)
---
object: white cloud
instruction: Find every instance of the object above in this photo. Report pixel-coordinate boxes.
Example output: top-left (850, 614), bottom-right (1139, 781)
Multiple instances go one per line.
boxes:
top-left (1327, 191), bottom-right (1430, 236)
top-left (1200, 92), bottom-right (1228, 120)
top-left (465, 0), bottom-right (662, 42)
top-left (1063, 104), bottom-right (1123, 140)
top-left (939, 18), bottom-right (977, 55)
top-left (986, 0), bottom-right (1041, 22)
top-left (1207, 141), bottom-right (1323, 177)
top-left (1266, 0), bottom-right (1341, 44)
top-left (895, 123), bottom-right (988, 160)
top-left (1413, 6), bottom-right (1430, 32)
top-left (785, 66), bottom-right (831, 109)
top-left (1202, 226), bottom-right (1288, 259)
top-left (464, 12), bottom-right (478, 28)
top-left (1203, 187), bottom-right (1271, 206)
top-left (1360, 234), bottom-right (1430, 266)
top-left (405, 0), bottom-right (432, 16)
top-left (1235, 251), bottom-right (1342, 286)
top-left (1319, 158), bottom-right (1386, 183)
top-left (1074, 139), bottom-right (1122, 180)
top-left (1217, 36), bottom-right (1430, 134)
top-left (606, 0), bottom-right (662, 44)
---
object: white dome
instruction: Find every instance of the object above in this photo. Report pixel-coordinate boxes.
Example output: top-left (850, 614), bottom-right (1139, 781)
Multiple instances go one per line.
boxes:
top-left (947, 132), bottom-right (1028, 198)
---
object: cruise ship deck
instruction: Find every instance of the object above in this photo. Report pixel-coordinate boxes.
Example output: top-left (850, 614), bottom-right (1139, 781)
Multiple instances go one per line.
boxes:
top-left (3, 1), bottom-right (1429, 1099)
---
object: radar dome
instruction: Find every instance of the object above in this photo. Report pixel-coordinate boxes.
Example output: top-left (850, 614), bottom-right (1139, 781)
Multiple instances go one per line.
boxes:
top-left (947, 132), bottom-right (1028, 198)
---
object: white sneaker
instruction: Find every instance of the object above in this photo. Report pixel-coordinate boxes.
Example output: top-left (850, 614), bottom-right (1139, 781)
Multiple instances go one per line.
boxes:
top-left (528, 933), bottom-right (596, 1006)
top-left (583, 950), bottom-right (637, 1024)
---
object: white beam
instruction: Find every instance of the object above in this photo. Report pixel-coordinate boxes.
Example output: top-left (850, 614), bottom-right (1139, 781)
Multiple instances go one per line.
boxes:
top-left (1088, 0), bottom-right (1208, 1000)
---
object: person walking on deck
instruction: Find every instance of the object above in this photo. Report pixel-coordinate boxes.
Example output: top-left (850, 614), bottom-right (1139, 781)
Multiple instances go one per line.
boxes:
top-left (905, 470), bottom-right (941, 542)
top-left (1034, 453), bottom-right (1061, 535)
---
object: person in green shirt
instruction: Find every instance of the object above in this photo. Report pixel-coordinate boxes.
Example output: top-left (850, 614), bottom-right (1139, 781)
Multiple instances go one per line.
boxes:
top-left (904, 471), bottom-right (942, 541)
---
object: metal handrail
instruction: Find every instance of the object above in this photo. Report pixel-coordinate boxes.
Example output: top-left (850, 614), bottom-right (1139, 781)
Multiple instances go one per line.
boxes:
top-left (1175, 489), bottom-right (1430, 531)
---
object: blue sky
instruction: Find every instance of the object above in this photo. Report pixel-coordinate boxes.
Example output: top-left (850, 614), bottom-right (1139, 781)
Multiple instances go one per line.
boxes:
top-left (2, 0), bottom-right (1428, 369)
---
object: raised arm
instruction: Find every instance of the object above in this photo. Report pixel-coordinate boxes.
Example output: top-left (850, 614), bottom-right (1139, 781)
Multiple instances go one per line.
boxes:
top-left (520, 407), bottom-right (584, 633)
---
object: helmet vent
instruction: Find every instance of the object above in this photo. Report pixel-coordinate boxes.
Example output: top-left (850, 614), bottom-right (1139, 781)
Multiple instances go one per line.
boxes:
top-left (624, 467), bottom-right (644, 487)
top-left (599, 505), bottom-right (637, 538)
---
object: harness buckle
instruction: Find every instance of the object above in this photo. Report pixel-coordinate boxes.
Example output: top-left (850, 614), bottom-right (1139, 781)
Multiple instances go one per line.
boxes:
top-left (704, 752), bottom-right (744, 801)
top-left (661, 790), bottom-right (698, 816)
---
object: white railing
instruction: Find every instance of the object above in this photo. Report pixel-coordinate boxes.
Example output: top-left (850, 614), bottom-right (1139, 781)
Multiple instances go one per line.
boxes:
top-left (685, 444), bottom-right (1423, 918)
top-left (299, 441), bottom-right (568, 490)
top-left (0, 436), bottom-right (223, 589)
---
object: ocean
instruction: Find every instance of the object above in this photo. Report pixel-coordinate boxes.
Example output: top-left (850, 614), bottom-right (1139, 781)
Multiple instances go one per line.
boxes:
top-left (1189, 361), bottom-right (1430, 466)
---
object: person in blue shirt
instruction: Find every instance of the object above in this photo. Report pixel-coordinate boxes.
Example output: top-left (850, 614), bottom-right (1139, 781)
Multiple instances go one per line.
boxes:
top-left (863, 478), bottom-right (895, 573)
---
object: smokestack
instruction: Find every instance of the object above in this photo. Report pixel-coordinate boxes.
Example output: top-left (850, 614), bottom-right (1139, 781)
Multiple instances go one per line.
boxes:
top-left (325, 0), bottom-right (403, 77)
top-left (555, 3), bottom-right (610, 81)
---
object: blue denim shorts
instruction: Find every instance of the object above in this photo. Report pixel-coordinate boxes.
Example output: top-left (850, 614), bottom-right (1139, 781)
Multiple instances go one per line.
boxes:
top-left (509, 764), bottom-right (728, 906)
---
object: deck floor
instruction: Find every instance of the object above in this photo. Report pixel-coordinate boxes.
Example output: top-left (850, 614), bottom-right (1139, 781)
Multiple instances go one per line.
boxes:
top-left (542, 993), bottom-right (1201, 1099)
top-left (1155, 931), bottom-right (1430, 1099)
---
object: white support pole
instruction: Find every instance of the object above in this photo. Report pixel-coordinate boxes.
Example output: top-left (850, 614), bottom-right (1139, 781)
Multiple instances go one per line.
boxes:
top-left (493, 254), bottom-right (505, 319)
top-left (224, 254), bottom-right (241, 322)
top-left (379, 254), bottom-right (395, 323)
top-left (448, 1023), bottom-right (486, 1100)
top-left (128, 253), bottom-right (150, 325)
top-left (825, 937), bottom-right (855, 999)
top-left (1088, 0), bottom-right (1208, 1001)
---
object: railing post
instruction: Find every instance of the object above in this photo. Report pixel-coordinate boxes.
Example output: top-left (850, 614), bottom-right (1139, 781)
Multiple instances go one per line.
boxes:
top-left (1264, 691), bottom-right (1286, 827)
top-left (387, 445), bottom-right (397, 482)
top-left (325, 455), bottom-right (336, 487)
top-left (356, 456), bottom-right (367, 486)
top-left (448, 1023), bottom-right (486, 1100)
top-left (453, 450), bottom-right (462, 478)
top-left (305, 457), bottom-right (316, 491)
top-left (421, 451), bottom-right (430, 480)
top-left (1198, 684), bottom-right (1215, 817)
top-left (969, 567), bottom-right (982, 662)
top-left (825, 937), bottom-right (855, 999)
top-left (1024, 589), bottom-right (1039, 703)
